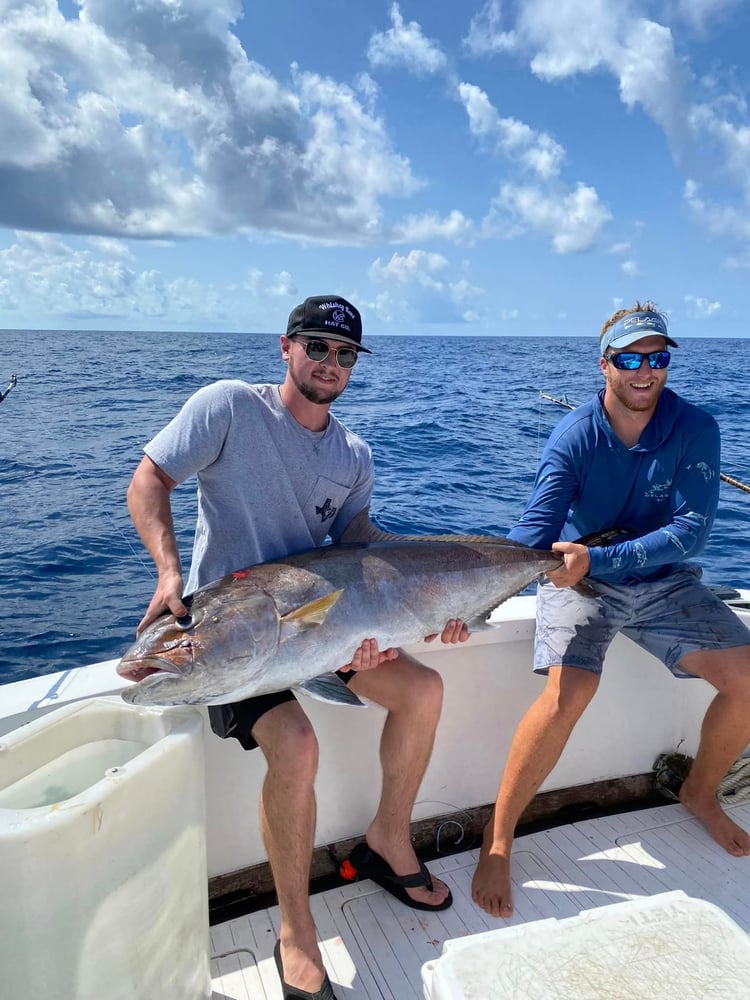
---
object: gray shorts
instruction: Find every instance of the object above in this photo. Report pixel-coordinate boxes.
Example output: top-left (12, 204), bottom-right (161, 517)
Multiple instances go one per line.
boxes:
top-left (533, 567), bottom-right (750, 678)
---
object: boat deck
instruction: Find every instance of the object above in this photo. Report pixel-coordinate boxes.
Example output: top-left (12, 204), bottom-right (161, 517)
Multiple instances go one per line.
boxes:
top-left (209, 800), bottom-right (750, 999)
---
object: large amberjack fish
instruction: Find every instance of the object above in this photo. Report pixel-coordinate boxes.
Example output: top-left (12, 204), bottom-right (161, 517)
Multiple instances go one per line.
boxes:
top-left (118, 514), bottom-right (618, 708)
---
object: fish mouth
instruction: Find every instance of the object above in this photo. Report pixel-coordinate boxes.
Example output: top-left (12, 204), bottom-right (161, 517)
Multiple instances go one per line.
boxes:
top-left (116, 656), bottom-right (189, 683)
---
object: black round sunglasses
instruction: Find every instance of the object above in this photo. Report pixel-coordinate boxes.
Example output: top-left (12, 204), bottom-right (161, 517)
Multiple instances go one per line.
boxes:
top-left (293, 336), bottom-right (359, 369)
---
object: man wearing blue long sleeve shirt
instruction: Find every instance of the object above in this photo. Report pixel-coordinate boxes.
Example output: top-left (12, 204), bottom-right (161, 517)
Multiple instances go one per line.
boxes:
top-left (472, 301), bottom-right (750, 918)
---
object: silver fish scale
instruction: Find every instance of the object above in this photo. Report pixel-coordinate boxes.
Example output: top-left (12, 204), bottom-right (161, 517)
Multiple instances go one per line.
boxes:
top-left (120, 536), bottom-right (562, 705)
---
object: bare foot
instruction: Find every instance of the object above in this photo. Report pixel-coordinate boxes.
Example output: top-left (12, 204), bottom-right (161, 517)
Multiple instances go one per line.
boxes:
top-left (472, 839), bottom-right (514, 917)
top-left (679, 785), bottom-right (750, 857)
top-left (364, 829), bottom-right (451, 908)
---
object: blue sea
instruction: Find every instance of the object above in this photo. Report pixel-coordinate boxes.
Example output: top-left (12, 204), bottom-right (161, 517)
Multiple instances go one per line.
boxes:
top-left (1, 331), bottom-right (748, 684)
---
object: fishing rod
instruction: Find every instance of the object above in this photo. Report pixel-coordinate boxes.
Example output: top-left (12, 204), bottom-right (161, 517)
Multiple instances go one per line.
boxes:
top-left (539, 391), bottom-right (577, 412)
top-left (0, 373), bottom-right (17, 403)
top-left (540, 391), bottom-right (750, 496)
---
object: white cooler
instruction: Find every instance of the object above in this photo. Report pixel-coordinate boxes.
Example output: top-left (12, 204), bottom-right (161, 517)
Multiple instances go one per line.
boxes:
top-left (422, 890), bottom-right (750, 999)
top-left (0, 698), bottom-right (211, 1000)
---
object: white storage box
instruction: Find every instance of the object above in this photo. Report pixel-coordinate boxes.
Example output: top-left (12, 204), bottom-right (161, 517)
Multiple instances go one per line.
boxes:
top-left (0, 698), bottom-right (211, 1000)
top-left (422, 891), bottom-right (750, 999)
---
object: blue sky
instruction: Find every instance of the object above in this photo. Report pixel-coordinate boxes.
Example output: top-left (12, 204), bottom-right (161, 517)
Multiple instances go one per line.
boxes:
top-left (2, 0), bottom-right (750, 337)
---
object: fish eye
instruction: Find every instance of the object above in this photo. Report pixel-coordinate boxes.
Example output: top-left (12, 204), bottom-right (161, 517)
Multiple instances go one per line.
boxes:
top-left (171, 607), bottom-right (204, 632)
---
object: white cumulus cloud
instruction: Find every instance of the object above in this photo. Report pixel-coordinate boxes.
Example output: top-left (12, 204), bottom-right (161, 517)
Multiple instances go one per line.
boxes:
top-left (369, 249), bottom-right (449, 286)
top-left (458, 83), bottom-right (565, 179)
top-left (518, 0), bottom-right (629, 79)
top-left (390, 210), bottom-right (474, 244)
top-left (0, 0), bottom-right (420, 243)
top-left (463, 1), bottom-right (750, 261)
top-left (456, 83), bottom-right (609, 252)
top-left (684, 294), bottom-right (721, 318)
top-left (673, 0), bottom-right (743, 31)
top-left (368, 249), bottom-right (484, 323)
top-left (488, 182), bottom-right (612, 253)
top-left (0, 229), bottom-right (224, 320)
top-left (367, 3), bottom-right (447, 75)
top-left (684, 179), bottom-right (750, 242)
top-left (464, 0), bottom-right (518, 56)
top-left (244, 267), bottom-right (297, 297)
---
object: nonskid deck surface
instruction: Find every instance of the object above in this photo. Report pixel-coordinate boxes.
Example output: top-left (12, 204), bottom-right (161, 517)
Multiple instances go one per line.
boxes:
top-left (209, 801), bottom-right (750, 999)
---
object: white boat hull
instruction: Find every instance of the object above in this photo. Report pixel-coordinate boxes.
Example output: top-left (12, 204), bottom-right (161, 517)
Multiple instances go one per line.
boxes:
top-left (3, 593), bottom-right (748, 882)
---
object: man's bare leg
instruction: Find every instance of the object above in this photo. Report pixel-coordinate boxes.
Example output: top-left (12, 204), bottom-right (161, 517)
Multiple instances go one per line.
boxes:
top-left (349, 652), bottom-right (451, 907)
top-left (254, 702), bottom-right (330, 995)
top-left (472, 666), bottom-right (600, 918)
top-left (677, 646), bottom-right (750, 856)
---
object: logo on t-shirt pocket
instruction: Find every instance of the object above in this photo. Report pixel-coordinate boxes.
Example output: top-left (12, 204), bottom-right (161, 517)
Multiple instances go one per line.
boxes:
top-left (307, 475), bottom-right (351, 531)
top-left (315, 497), bottom-right (337, 523)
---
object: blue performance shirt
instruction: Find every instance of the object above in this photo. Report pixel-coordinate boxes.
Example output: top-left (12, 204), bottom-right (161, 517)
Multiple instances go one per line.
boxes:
top-left (507, 387), bottom-right (721, 583)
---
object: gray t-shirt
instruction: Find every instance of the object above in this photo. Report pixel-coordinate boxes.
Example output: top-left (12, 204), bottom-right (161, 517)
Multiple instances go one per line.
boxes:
top-left (144, 380), bottom-right (374, 593)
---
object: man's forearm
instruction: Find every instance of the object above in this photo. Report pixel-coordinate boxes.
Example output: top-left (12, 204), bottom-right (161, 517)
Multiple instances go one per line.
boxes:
top-left (127, 460), bottom-right (182, 578)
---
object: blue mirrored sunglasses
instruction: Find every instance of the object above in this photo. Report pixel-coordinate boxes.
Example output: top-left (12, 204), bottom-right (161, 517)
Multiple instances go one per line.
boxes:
top-left (604, 350), bottom-right (671, 371)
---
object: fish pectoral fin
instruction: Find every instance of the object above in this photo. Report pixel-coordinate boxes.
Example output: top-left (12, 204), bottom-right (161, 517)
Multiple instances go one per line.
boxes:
top-left (464, 610), bottom-right (500, 631)
top-left (281, 589), bottom-right (344, 629)
top-left (296, 673), bottom-right (366, 707)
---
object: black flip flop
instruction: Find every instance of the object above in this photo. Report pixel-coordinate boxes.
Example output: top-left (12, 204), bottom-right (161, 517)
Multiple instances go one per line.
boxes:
top-left (273, 940), bottom-right (338, 1000)
top-left (347, 842), bottom-right (453, 912)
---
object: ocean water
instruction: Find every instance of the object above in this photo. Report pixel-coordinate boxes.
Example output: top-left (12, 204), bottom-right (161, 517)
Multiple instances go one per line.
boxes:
top-left (1, 331), bottom-right (748, 684)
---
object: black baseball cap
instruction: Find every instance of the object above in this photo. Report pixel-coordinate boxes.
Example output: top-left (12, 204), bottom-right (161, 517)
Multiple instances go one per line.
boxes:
top-left (286, 295), bottom-right (371, 353)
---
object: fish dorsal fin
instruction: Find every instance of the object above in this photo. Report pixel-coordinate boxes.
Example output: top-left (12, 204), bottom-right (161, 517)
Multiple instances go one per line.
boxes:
top-left (397, 533), bottom-right (522, 546)
top-left (339, 508), bottom-right (520, 548)
top-left (281, 589), bottom-right (343, 626)
top-left (339, 509), bottom-right (394, 543)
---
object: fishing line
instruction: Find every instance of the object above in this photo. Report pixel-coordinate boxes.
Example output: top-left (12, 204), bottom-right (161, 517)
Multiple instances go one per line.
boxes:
top-left (435, 820), bottom-right (465, 854)
top-left (69, 461), bottom-right (156, 580)
top-left (3, 377), bottom-right (155, 578)
top-left (414, 799), bottom-right (473, 853)
top-left (2, 367), bottom-right (155, 578)
top-left (66, 383), bottom-right (159, 577)
top-left (536, 392), bottom-right (580, 467)
top-left (535, 394), bottom-right (546, 468)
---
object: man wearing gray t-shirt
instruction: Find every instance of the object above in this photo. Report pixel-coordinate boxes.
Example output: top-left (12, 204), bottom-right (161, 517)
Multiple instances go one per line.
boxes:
top-left (125, 295), bottom-right (467, 1000)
